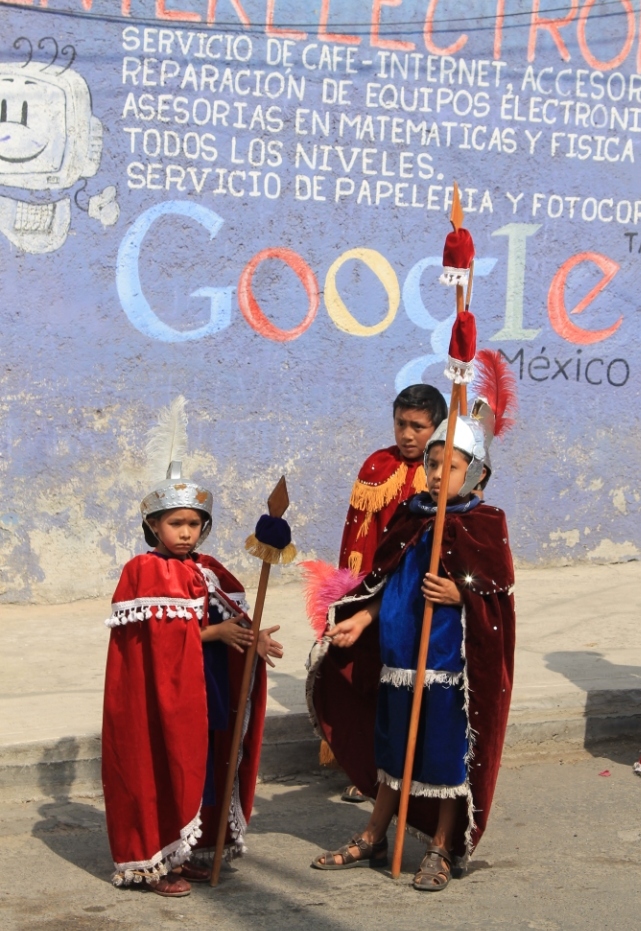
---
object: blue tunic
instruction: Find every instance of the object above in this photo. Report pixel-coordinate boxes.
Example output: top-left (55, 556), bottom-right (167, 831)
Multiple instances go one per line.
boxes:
top-left (202, 600), bottom-right (231, 806)
top-left (375, 527), bottom-right (469, 792)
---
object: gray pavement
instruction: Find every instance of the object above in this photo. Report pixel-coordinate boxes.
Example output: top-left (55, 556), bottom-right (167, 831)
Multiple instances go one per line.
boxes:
top-left (2, 562), bottom-right (641, 800)
top-left (1, 750), bottom-right (640, 931)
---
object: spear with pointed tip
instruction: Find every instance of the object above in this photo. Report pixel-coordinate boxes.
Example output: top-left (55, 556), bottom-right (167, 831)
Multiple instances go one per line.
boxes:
top-left (211, 476), bottom-right (291, 886)
top-left (390, 183), bottom-right (476, 879)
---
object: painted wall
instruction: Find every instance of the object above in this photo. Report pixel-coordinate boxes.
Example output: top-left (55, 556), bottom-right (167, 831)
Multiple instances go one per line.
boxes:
top-left (0, 0), bottom-right (639, 603)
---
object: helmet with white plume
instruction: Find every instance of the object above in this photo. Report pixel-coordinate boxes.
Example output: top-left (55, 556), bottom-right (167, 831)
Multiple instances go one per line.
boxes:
top-left (140, 396), bottom-right (213, 547)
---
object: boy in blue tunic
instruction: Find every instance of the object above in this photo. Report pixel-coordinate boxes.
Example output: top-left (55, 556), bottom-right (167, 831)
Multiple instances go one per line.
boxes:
top-left (309, 402), bottom-right (515, 892)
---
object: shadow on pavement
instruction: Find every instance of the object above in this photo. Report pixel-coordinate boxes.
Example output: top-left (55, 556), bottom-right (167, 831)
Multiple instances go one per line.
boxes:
top-left (544, 651), bottom-right (641, 764)
top-left (265, 669), bottom-right (309, 714)
top-left (31, 737), bottom-right (112, 884)
top-left (248, 770), bottom-right (427, 875)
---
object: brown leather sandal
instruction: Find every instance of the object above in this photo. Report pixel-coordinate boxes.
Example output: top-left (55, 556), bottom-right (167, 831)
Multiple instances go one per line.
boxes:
top-left (413, 845), bottom-right (452, 891)
top-left (178, 857), bottom-right (211, 883)
top-left (312, 833), bottom-right (388, 870)
top-left (145, 871), bottom-right (191, 897)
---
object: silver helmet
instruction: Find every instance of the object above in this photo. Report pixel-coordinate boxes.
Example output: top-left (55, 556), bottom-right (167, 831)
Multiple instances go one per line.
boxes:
top-left (141, 460), bottom-right (213, 546)
top-left (425, 397), bottom-right (495, 497)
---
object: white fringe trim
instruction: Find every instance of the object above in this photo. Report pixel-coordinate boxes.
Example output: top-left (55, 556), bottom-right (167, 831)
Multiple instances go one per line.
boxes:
top-left (377, 768), bottom-right (469, 799)
top-left (105, 597), bottom-right (205, 627)
top-left (305, 639), bottom-right (328, 739)
top-left (197, 566), bottom-right (249, 621)
top-left (379, 666), bottom-right (463, 688)
top-left (439, 266), bottom-right (470, 287)
top-left (444, 356), bottom-right (475, 385)
top-left (111, 809), bottom-right (203, 886)
top-left (227, 591), bottom-right (251, 614)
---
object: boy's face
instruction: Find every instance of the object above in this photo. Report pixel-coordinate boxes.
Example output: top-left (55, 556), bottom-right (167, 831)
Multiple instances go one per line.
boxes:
top-left (147, 508), bottom-right (204, 558)
top-left (426, 444), bottom-right (481, 502)
top-left (393, 407), bottom-right (435, 461)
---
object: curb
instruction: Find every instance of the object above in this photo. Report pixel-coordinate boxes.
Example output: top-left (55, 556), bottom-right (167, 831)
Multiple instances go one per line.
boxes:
top-left (2, 694), bottom-right (640, 803)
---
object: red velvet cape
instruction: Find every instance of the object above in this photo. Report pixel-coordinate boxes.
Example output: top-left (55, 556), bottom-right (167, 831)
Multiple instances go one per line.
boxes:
top-left (308, 498), bottom-right (515, 858)
top-left (102, 552), bottom-right (266, 884)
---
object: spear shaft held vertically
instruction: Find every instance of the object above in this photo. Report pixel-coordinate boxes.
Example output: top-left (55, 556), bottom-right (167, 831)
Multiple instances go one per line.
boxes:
top-left (211, 477), bottom-right (290, 887)
top-left (391, 184), bottom-right (473, 879)
top-left (390, 382), bottom-right (463, 879)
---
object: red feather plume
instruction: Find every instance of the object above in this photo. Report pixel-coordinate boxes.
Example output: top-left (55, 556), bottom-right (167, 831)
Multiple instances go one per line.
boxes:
top-left (474, 349), bottom-right (518, 438)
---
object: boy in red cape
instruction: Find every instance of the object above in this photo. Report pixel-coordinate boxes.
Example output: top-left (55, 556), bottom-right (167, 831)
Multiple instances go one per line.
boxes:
top-left (327, 383), bottom-right (447, 801)
top-left (339, 384), bottom-right (447, 577)
top-left (102, 398), bottom-right (281, 896)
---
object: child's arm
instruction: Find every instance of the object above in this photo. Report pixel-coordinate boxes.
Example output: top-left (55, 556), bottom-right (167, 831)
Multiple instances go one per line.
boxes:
top-left (421, 573), bottom-right (462, 605)
top-left (326, 596), bottom-right (382, 649)
top-left (201, 615), bottom-right (254, 652)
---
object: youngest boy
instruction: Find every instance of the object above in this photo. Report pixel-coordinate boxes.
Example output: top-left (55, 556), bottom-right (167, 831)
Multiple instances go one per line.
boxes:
top-left (102, 456), bottom-right (281, 896)
top-left (307, 403), bottom-right (515, 890)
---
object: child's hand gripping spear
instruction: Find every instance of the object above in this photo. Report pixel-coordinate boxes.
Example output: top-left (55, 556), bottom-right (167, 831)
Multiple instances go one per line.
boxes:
top-left (211, 476), bottom-right (295, 886)
top-left (390, 183), bottom-right (477, 879)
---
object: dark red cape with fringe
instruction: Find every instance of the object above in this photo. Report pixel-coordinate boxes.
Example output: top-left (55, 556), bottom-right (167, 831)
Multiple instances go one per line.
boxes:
top-left (308, 498), bottom-right (515, 858)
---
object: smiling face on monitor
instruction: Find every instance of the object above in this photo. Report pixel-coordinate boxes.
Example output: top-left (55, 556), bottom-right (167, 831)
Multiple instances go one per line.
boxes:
top-left (0, 62), bottom-right (102, 191)
top-left (0, 73), bottom-right (66, 174)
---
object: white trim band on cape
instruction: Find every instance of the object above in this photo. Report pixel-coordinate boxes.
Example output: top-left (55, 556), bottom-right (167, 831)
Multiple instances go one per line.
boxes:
top-left (379, 666), bottom-right (463, 689)
top-left (377, 768), bottom-right (470, 799)
top-left (112, 810), bottom-right (203, 886)
top-left (105, 597), bottom-right (205, 627)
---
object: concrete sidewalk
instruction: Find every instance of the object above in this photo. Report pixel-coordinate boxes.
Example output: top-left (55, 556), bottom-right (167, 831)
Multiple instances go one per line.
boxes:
top-left (2, 562), bottom-right (640, 800)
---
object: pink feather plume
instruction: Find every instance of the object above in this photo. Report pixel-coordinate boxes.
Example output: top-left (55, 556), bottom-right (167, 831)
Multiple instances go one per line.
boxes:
top-left (474, 349), bottom-right (518, 438)
top-left (299, 560), bottom-right (365, 640)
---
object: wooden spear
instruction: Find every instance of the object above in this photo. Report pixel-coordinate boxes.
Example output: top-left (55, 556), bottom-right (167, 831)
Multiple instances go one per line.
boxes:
top-left (210, 476), bottom-right (290, 886)
top-left (390, 184), bottom-right (469, 879)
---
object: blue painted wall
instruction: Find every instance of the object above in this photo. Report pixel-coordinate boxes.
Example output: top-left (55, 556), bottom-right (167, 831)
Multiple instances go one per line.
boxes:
top-left (1, 0), bottom-right (639, 602)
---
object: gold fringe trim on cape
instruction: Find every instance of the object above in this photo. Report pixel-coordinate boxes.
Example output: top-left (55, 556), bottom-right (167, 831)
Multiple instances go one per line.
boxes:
top-left (349, 463), bottom-right (408, 514)
top-left (347, 551), bottom-right (364, 575)
top-left (244, 536), bottom-right (297, 565)
top-left (356, 512), bottom-right (373, 541)
top-left (412, 464), bottom-right (428, 493)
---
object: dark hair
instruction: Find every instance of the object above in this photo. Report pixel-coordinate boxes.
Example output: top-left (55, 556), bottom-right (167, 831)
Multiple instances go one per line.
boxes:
top-left (142, 508), bottom-right (208, 548)
top-left (393, 384), bottom-right (447, 427)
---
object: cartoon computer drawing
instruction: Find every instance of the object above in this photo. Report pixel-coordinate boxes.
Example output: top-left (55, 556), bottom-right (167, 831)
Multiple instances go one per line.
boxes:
top-left (0, 38), bottom-right (119, 254)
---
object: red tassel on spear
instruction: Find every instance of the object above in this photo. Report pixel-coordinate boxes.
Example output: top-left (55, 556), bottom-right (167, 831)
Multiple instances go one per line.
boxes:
top-left (390, 182), bottom-right (476, 879)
